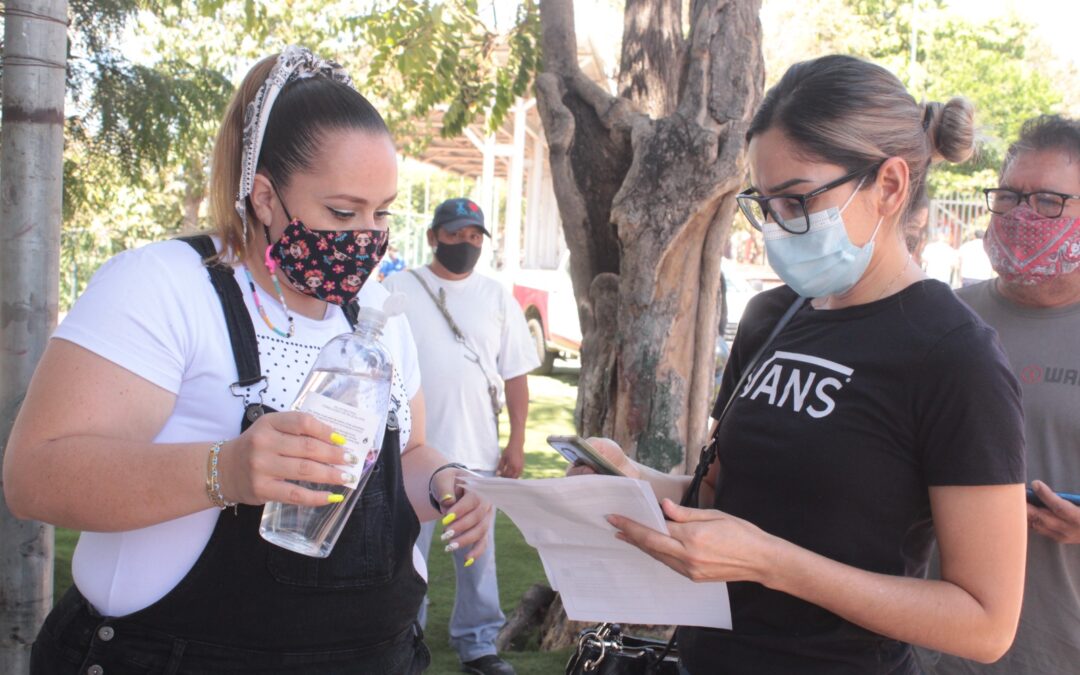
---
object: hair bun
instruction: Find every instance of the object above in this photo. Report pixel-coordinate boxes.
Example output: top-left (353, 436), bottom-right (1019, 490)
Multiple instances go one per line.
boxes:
top-left (922, 98), bottom-right (976, 164)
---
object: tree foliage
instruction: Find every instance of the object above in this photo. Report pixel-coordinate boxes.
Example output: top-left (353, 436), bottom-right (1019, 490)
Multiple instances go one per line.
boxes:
top-left (15, 0), bottom-right (1067, 308)
top-left (19, 0), bottom-right (538, 307)
top-left (854, 1), bottom-right (1062, 192)
top-left (356, 0), bottom-right (540, 150)
top-left (54, 2), bottom-right (237, 303)
top-left (65, 1), bottom-right (232, 189)
top-left (46, 1), bottom-right (368, 305)
top-left (763, 0), bottom-right (1064, 195)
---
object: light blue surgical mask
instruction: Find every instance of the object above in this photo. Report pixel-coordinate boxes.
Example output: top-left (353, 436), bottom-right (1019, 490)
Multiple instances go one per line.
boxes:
top-left (763, 178), bottom-right (883, 298)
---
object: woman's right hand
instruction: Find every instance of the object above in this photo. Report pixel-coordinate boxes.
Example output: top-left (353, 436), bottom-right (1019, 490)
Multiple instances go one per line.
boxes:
top-left (217, 412), bottom-right (356, 506)
top-left (565, 437), bottom-right (641, 480)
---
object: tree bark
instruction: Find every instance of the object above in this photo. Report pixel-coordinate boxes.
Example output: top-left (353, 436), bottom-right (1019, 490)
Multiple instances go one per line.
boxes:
top-left (536, 0), bottom-right (763, 471)
top-left (619, 0), bottom-right (685, 117)
top-left (0, 1), bottom-right (69, 671)
top-left (538, 592), bottom-right (591, 650)
top-left (495, 583), bottom-right (556, 651)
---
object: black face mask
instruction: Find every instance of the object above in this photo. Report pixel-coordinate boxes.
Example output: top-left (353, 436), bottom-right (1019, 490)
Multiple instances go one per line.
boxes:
top-left (435, 241), bottom-right (482, 274)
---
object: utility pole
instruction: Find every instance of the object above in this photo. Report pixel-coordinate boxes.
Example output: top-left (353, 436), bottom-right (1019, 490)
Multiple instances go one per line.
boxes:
top-left (1, 1), bottom-right (69, 671)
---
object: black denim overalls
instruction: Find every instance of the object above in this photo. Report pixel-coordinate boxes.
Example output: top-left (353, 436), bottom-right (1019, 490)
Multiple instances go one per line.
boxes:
top-left (31, 235), bottom-right (429, 674)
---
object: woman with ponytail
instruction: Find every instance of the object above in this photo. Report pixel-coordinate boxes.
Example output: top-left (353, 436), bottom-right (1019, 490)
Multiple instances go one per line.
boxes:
top-left (5, 47), bottom-right (493, 674)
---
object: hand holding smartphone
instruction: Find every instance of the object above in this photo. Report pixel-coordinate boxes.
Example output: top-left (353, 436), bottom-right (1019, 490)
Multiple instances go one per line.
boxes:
top-left (1026, 487), bottom-right (1080, 509)
top-left (546, 435), bottom-right (625, 477)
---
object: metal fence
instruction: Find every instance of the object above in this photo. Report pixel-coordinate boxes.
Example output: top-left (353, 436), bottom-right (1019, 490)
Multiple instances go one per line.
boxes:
top-left (928, 192), bottom-right (988, 247)
top-left (389, 210), bottom-right (434, 268)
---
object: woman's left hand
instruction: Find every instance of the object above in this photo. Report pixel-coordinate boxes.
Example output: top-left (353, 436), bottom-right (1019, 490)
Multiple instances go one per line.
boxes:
top-left (608, 498), bottom-right (780, 584)
top-left (430, 468), bottom-right (494, 562)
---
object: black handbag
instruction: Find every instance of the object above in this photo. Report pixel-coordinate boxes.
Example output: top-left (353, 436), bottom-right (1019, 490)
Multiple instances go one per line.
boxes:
top-left (565, 296), bottom-right (805, 675)
top-left (565, 623), bottom-right (679, 675)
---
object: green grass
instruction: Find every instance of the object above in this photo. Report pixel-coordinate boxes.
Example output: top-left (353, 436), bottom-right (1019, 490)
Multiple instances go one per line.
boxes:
top-left (54, 371), bottom-right (579, 674)
top-left (54, 527), bottom-right (78, 602)
top-left (422, 371), bottom-right (578, 674)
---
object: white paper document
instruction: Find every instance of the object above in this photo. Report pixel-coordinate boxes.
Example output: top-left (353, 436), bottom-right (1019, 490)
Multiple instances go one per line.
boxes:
top-left (460, 474), bottom-right (732, 630)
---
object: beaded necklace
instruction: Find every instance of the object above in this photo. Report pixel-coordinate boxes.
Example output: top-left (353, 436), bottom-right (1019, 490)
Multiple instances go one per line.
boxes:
top-left (243, 245), bottom-right (296, 338)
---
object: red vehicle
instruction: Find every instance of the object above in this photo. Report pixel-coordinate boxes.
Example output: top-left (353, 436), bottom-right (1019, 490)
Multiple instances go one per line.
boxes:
top-left (513, 253), bottom-right (767, 375)
top-left (512, 252), bottom-right (581, 374)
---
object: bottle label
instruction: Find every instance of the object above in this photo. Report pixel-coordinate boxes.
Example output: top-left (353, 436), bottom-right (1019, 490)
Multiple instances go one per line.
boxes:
top-left (296, 391), bottom-right (383, 489)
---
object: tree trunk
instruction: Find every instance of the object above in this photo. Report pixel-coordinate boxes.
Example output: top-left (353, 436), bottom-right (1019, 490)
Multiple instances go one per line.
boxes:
top-left (0, 1), bottom-right (69, 671)
top-left (538, 592), bottom-right (592, 651)
top-left (531, 0), bottom-right (761, 648)
top-left (495, 583), bottom-right (556, 651)
top-left (536, 0), bottom-right (763, 471)
top-left (619, 0), bottom-right (684, 117)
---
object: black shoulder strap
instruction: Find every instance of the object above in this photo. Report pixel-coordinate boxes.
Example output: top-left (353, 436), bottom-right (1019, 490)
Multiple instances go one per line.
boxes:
top-left (644, 294), bottom-right (806, 665)
top-left (178, 235), bottom-right (264, 390)
top-left (179, 235), bottom-right (360, 394)
top-left (343, 300), bottom-right (359, 328)
top-left (681, 294), bottom-right (806, 508)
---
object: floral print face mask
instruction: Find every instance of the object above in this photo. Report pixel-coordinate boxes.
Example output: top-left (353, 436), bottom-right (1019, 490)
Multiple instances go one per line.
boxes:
top-left (266, 219), bottom-right (389, 306)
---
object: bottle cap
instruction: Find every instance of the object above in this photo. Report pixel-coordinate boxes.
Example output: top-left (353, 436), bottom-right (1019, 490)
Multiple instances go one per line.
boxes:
top-left (355, 304), bottom-right (388, 330)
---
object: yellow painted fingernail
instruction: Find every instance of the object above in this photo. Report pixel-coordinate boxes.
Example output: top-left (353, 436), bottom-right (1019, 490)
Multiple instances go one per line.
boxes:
top-left (330, 432), bottom-right (347, 446)
top-left (327, 494), bottom-right (345, 504)
top-left (464, 557), bottom-right (475, 568)
top-left (441, 494), bottom-right (455, 503)
top-left (441, 512), bottom-right (457, 526)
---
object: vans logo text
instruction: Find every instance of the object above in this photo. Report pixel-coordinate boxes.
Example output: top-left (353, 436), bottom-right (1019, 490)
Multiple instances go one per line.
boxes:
top-left (740, 351), bottom-right (854, 419)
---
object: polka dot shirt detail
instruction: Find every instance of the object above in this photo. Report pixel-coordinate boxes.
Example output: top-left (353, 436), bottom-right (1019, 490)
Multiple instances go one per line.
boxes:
top-left (256, 333), bottom-right (411, 451)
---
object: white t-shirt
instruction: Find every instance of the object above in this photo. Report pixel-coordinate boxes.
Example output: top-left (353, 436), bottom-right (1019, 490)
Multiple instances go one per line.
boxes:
top-left (922, 241), bottom-right (958, 284)
top-left (53, 238), bottom-right (420, 617)
top-left (383, 266), bottom-right (539, 470)
top-left (958, 238), bottom-right (993, 281)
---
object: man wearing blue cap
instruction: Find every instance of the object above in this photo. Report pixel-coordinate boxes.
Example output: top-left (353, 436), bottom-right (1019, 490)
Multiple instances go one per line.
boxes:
top-left (384, 198), bottom-right (539, 675)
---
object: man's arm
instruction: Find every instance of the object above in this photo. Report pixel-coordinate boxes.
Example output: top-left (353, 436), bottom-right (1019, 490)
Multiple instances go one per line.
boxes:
top-left (496, 374), bottom-right (529, 478)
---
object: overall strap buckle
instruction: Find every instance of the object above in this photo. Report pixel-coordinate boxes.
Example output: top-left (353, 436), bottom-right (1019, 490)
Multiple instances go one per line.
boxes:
top-left (229, 376), bottom-right (269, 406)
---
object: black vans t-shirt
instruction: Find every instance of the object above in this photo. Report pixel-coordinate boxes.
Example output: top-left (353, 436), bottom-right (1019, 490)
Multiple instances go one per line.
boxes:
top-left (679, 280), bottom-right (1025, 675)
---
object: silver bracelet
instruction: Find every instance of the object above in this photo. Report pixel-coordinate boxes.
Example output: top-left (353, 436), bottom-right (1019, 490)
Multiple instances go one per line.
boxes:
top-left (205, 441), bottom-right (238, 512)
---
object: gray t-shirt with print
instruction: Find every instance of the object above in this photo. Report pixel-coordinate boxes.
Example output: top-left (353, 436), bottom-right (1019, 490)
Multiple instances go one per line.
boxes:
top-left (925, 279), bottom-right (1080, 675)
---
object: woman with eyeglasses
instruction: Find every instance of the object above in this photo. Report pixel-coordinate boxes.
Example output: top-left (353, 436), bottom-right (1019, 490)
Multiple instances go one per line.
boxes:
top-left (3, 47), bottom-right (493, 673)
top-left (570, 55), bottom-right (1027, 673)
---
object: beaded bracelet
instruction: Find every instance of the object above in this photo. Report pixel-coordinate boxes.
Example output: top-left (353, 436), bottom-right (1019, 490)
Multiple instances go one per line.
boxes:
top-left (205, 441), bottom-right (238, 512)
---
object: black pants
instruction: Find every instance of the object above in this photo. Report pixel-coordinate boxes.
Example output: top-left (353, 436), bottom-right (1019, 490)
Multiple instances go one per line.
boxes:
top-left (32, 587), bottom-right (431, 674)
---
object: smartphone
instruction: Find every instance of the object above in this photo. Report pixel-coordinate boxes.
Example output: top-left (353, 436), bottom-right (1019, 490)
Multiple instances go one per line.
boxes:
top-left (1026, 488), bottom-right (1080, 508)
top-left (546, 435), bottom-right (624, 477)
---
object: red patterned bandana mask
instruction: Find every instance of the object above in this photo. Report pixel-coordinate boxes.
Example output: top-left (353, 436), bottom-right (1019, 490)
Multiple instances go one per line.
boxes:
top-left (267, 219), bottom-right (389, 306)
top-left (985, 205), bottom-right (1080, 285)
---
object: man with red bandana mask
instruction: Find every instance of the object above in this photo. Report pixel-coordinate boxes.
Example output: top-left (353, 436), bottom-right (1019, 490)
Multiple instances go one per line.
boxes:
top-left (926, 115), bottom-right (1080, 674)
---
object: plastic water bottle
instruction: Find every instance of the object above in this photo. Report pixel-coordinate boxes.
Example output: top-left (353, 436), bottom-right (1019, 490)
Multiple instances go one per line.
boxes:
top-left (259, 305), bottom-right (394, 557)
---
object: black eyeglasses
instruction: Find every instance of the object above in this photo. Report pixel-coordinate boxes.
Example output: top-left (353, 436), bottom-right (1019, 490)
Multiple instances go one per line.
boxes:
top-left (983, 188), bottom-right (1080, 219)
top-left (736, 162), bottom-right (884, 234)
